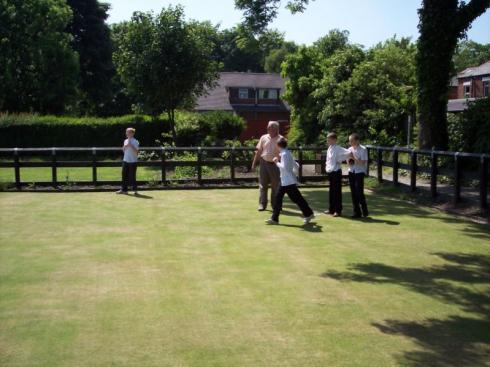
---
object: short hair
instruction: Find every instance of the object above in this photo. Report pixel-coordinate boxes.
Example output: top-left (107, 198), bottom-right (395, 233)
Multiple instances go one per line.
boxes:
top-left (126, 127), bottom-right (136, 134)
top-left (268, 121), bottom-right (279, 130)
top-left (327, 132), bottom-right (337, 140)
top-left (349, 133), bottom-right (360, 141)
top-left (277, 137), bottom-right (288, 148)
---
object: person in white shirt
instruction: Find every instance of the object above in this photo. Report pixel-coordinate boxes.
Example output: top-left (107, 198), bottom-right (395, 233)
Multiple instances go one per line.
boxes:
top-left (252, 121), bottom-right (283, 211)
top-left (117, 128), bottom-right (140, 195)
top-left (325, 132), bottom-right (352, 217)
top-left (347, 133), bottom-right (369, 218)
top-left (266, 138), bottom-right (314, 225)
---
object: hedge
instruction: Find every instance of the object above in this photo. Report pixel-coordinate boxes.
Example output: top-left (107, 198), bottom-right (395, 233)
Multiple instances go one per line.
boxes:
top-left (0, 114), bottom-right (169, 148)
top-left (0, 111), bottom-right (246, 148)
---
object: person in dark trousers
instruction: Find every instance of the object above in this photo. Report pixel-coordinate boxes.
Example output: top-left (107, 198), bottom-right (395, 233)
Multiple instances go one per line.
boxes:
top-left (324, 132), bottom-right (352, 217)
top-left (266, 138), bottom-right (315, 225)
top-left (347, 133), bottom-right (369, 218)
top-left (116, 128), bottom-right (139, 195)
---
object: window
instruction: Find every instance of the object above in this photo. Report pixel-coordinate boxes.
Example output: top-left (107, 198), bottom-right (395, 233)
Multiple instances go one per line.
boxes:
top-left (483, 79), bottom-right (489, 97)
top-left (238, 88), bottom-right (249, 99)
top-left (259, 89), bottom-right (278, 100)
top-left (463, 82), bottom-right (471, 98)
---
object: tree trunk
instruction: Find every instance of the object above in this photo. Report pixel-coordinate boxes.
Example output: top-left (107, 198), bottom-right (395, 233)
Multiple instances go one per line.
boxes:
top-left (168, 109), bottom-right (177, 143)
top-left (416, 0), bottom-right (490, 150)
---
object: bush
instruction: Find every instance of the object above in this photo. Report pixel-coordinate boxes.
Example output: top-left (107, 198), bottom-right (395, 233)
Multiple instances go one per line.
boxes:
top-left (173, 111), bottom-right (245, 147)
top-left (0, 114), bottom-right (169, 147)
top-left (0, 111), bottom-right (246, 148)
top-left (448, 99), bottom-right (490, 153)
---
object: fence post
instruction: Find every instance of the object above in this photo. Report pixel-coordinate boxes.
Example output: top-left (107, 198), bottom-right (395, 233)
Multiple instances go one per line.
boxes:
top-left (392, 148), bottom-right (399, 186)
top-left (51, 148), bottom-right (57, 187)
top-left (377, 148), bottom-right (383, 183)
top-left (161, 147), bottom-right (166, 185)
top-left (430, 151), bottom-right (438, 199)
top-left (410, 150), bottom-right (417, 192)
top-left (454, 153), bottom-right (461, 204)
top-left (92, 148), bottom-right (97, 186)
top-left (14, 148), bottom-right (21, 190)
top-left (230, 147), bottom-right (235, 183)
top-left (479, 156), bottom-right (488, 210)
top-left (197, 147), bottom-right (202, 185)
top-left (298, 146), bottom-right (304, 183)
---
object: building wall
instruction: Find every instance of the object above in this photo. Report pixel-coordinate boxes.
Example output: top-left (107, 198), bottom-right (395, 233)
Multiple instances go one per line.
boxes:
top-left (237, 111), bottom-right (290, 141)
top-left (456, 75), bottom-right (489, 98)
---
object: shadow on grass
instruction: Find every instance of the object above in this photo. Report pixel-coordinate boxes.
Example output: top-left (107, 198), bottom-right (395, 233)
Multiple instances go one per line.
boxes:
top-left (280, 223), bottom-right (323, 233)
top-left (321, 252), bottom-right (490, 366)
top-left (132, 193), bottom-right (153, 200)
top-left (289, 190), bottom-right (490, 241)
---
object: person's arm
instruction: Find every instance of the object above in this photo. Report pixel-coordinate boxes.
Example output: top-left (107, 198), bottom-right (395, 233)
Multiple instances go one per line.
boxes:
top-left (355, 148), bottom-right (368, 164)
top-left (128, 140), bottom-right (139, 154)
top-left (252, 138), bottom-right (263, 170)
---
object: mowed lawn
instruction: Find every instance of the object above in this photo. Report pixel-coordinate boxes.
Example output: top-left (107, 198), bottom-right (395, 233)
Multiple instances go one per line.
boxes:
top-left (0, 189), bottom-right (489, 367)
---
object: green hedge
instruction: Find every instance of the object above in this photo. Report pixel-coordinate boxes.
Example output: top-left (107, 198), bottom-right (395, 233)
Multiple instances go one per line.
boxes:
top-left (0, 111), bottom-right (246, 148)
top-left (0, 114), bottom-right (169, 147)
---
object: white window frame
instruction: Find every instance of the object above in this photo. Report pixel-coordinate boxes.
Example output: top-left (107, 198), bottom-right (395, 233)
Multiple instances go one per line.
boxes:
top-left (259, 88), bottom-right (278, 100)
top-left (238, 88), bottom-right (249, 99)
top-left (483, 80), bottom-right (489, 97)
top-left (463, 81), bottom-right (471, 98)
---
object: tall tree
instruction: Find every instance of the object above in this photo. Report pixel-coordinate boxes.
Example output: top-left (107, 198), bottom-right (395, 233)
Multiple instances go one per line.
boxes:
top-left (453, 39), bottom-right (490, 72)
top-left (417, 0), bottom-right (490, 149)
top-left (66, 0), bottom-right (114, 115)
top-left (235, 0), bottom-right (489, 149)
top-left (0, 0), bottom-right (79, 114)
top-left (114, 6), bottom-right (220, 139)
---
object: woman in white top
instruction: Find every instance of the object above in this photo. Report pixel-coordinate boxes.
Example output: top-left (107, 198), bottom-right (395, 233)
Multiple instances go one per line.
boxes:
top-left (266, 138), bottom-right (315, 225)
top-left (347, 133), bottom-right (369, 218)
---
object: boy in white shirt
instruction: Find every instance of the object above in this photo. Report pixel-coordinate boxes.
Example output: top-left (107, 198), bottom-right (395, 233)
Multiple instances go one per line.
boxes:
top-left (266, 138), bottom-right (314, 225)
top-left (347, 133), bottom-right (369, 218)
top-left (325, 132), bottom-right (352, 217)
top-left (116, 128), bottom-right (140, 195)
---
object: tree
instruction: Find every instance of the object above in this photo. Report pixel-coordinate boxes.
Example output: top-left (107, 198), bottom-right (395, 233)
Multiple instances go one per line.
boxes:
top-left (0, 0), bottom-right (79, 114)
top-left (66, 0), bottom-right (114, 115)
top-left (417, 0), bottom-right (490, 149)
top-left (235, 0), bottom-right (490, 149)
top-left (264, 41), bottom-right (298, 73)
top-left (453, 40), bottom-right (490, 72)
top-left (114, 6), bottom-right (220, 139)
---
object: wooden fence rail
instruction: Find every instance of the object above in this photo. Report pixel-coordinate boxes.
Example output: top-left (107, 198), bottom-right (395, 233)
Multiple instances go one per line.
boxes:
top-left (365, 145), bottom-right (490, 209)
top-left (0, 145), bottom-right (488, 209)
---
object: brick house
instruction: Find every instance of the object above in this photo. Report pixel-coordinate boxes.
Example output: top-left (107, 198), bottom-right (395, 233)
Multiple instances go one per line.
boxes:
top-left (195, 72), bottom-right (290, 141)
top-left (448, 60), bottom-right (490, 112)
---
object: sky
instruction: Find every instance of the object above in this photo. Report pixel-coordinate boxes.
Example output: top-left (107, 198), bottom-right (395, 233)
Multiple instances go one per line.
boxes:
top-left (105, 0), bottom-right (490, 47)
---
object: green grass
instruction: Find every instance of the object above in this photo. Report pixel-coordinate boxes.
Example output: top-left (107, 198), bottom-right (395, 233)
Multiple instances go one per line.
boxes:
top-left (0, 189), bottom-right (489, 367)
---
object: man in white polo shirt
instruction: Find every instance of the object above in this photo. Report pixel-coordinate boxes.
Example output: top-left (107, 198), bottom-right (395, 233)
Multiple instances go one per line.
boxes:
top-left (252, 121), bottom-right (283, 211)
top-left (347, 133), bottom-right (369, 218)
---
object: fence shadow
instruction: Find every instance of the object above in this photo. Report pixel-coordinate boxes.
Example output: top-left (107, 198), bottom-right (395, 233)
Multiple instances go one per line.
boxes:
top-left (321, 252), bottom-right (490, 366)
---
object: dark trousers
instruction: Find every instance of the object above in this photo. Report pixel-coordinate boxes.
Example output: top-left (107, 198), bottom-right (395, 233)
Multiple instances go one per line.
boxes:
top-left (328, 169), bottom-right (343, 214)
top-left (122, 162), bottom-right (138, 191)
top-left (349, 172), bottom-right (368, 216)
top-left (272, 184), bottom-right (313, 222)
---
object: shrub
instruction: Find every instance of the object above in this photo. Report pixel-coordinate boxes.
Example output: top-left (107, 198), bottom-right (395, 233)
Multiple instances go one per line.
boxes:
top-left (448, 99), bottom-right (490, 153)
top-left (0, 113), bottom-right (169, 147)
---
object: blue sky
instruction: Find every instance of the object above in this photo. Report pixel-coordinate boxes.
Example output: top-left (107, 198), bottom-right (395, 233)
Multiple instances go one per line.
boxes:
top-left (105, 0), bottom-right (490, 47)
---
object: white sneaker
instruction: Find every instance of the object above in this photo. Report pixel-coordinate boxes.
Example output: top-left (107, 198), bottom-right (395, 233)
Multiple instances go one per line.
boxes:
top-left (265, 219), bottom-right (279, 225)
top-left (303, 214), bottom-right (315, 224)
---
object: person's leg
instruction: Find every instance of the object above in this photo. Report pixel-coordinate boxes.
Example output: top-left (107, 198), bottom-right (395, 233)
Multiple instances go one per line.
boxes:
top-left (357, 173), bottom-right (368, 216)
top-left (271, 185), bottom-right (286, 222)
top-left (333, 170), bottom-right (343, 214)
top-left (258, 160), bottom-right (270, 209)
top-left (269, 164), bottom-right (281, 209)
top-left (349, 172), bottom-right (361, 216)
top-left (131, 163), bottom-right (138, 192)
top-left (121, 162), bottom-right (129, 192)
top-left (286, 185), bottom-right (314, 217)
top-left (328, 173), bottom-right (335, 214)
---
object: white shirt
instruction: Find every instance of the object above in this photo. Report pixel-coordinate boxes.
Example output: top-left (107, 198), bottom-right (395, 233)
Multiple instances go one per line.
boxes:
top-left (348, 145), bottom-right (368, 174)
top-left (123, 138), bottom-right (140, 163)
top-left (275, 148), bottom-right (299, 186)
top-left (326, 144), bottom-right (350, 173)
